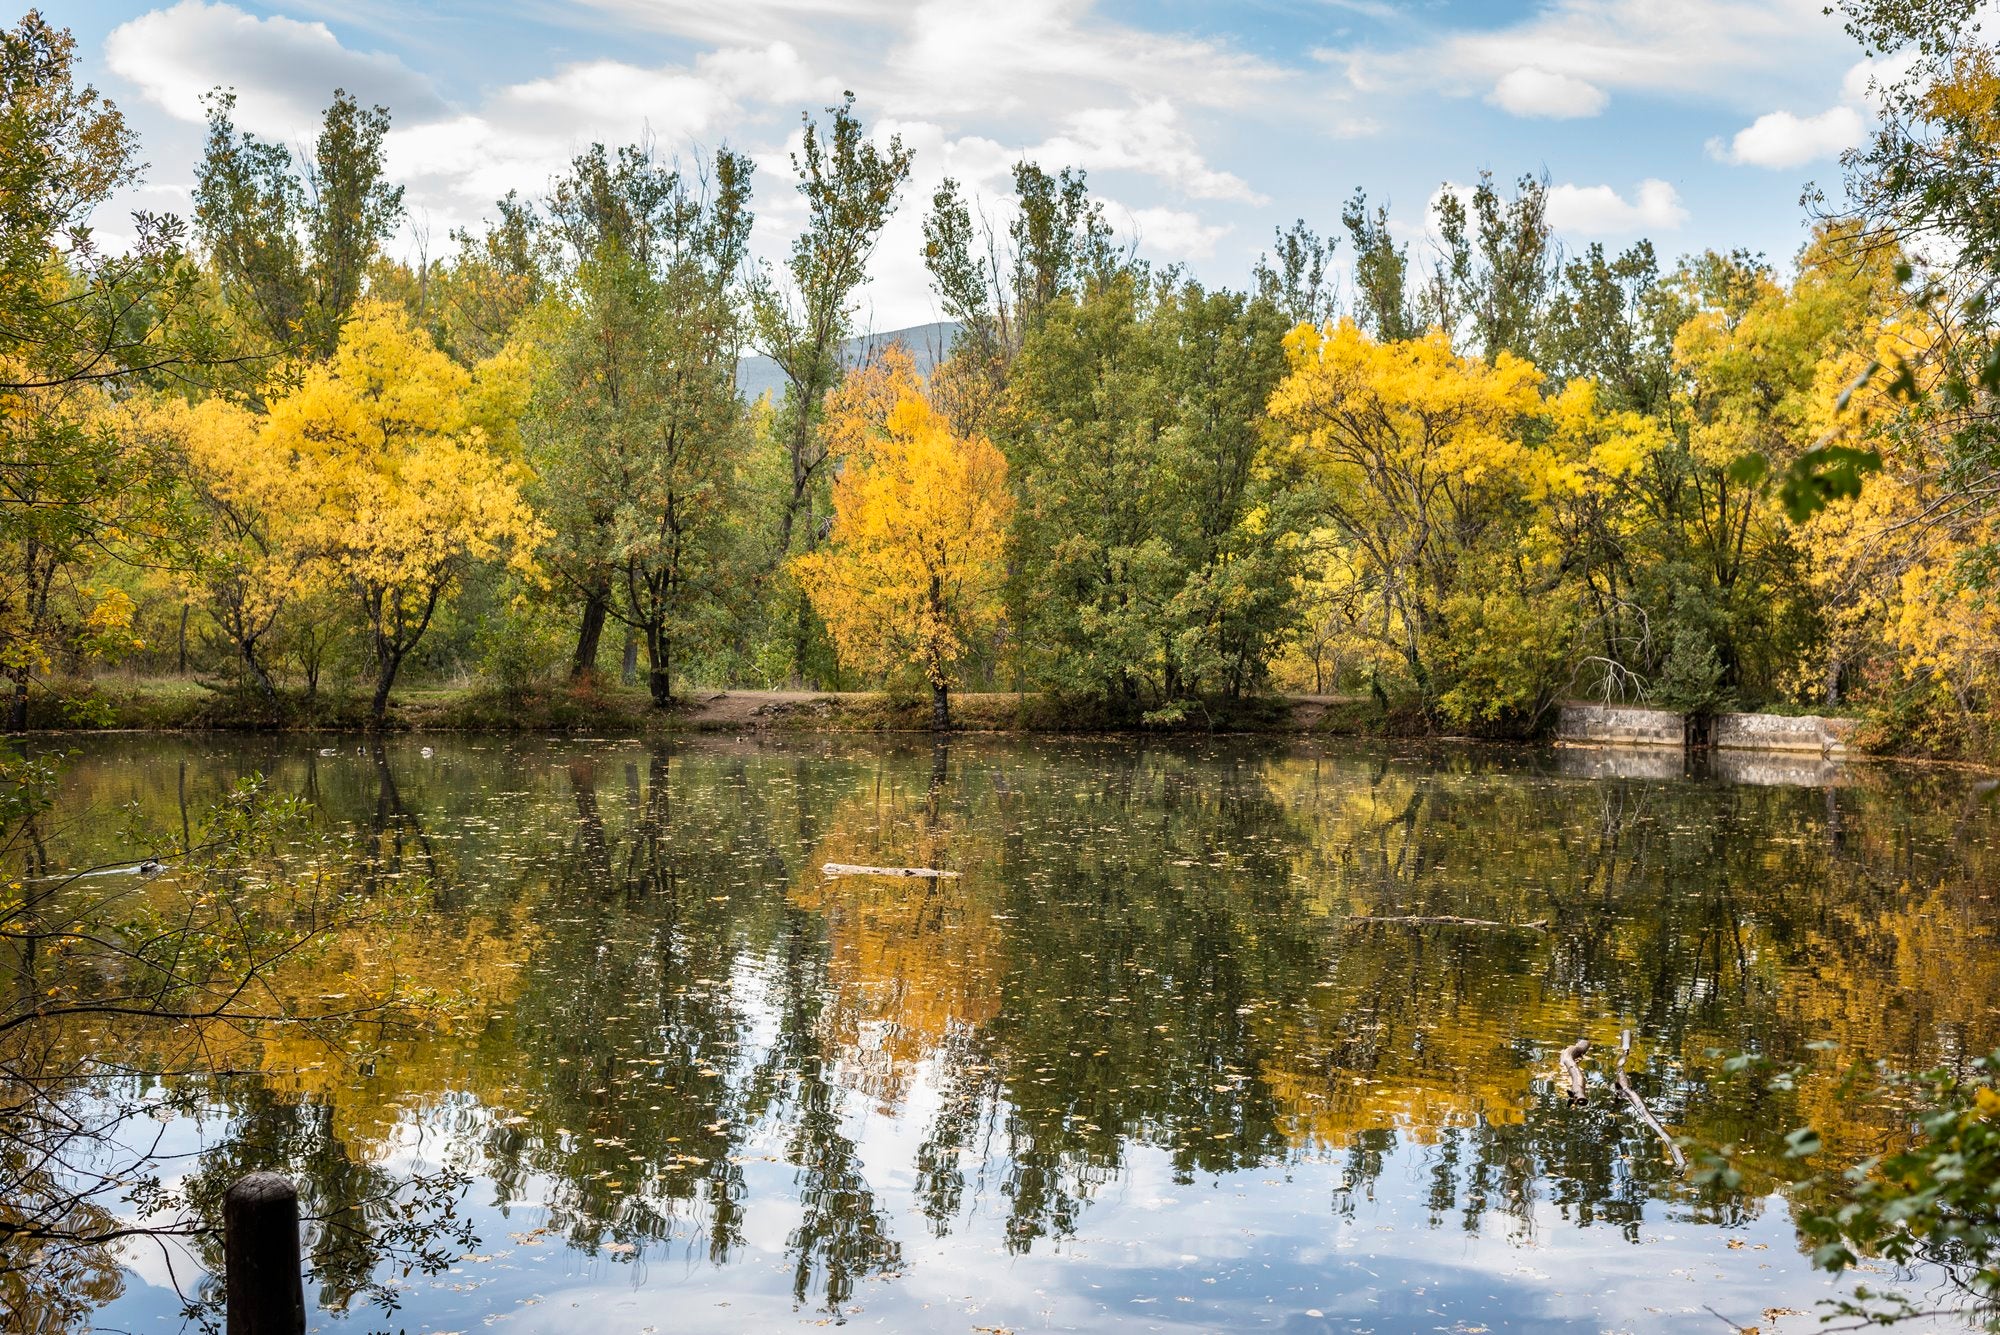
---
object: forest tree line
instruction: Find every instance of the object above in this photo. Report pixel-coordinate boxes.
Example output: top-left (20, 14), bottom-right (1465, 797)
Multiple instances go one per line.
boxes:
top-left (5, 1), bottom-right (2000, 745)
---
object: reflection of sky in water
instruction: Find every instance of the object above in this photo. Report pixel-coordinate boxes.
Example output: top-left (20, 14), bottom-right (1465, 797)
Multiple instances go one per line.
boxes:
top-left (87, 1067), bottom-right (1934, 1335)
top-left (28, 734), bottom-right (1999, 1333)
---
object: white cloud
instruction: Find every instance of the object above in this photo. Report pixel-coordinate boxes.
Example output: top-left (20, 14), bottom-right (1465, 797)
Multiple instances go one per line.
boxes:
top-left (1709, 105), bottom-right (1864, 168)
top-left (1840, 49), bottom-right (1922, 109)
top-left (581, 0), bottom-right (1291, 118)
top-left (1323, 0), bottom-right (1847, 111)
top-left (570, 0), bottom-right (912, 46)
top-left (1489, 67), bottom-right (1608, 118)
top-left (385, 43), bottom-right (842, 237)
top-left (1423, 176), bottom-right (1683, 241)
top-left (105, 0), bottom-right (444, 140)
top-left (100, 0), bottom-right (1265, 330)
top-left (887, 0), bottom-right (1285, 116)
top-left (1546, 179), bottom-right (1689, 234)
top-left (1030, 100), bottom-right (1266, 203)
top-left (1119, 205), bottom-right (1230, 260)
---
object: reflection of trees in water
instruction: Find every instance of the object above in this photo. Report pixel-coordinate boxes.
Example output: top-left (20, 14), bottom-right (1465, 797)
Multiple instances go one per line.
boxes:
top-left (1, 775), bottom-right (487, 1332)
top-left (349, 744), bottom-right (445, 903)
top-left (412, 744), bottom-right (2000, 1295)
top-left (21, 737), bottom-right (2000, 1325)
top-left (491, 745), bottom-right (904, 1313)
top-left (177, 1077), bottom-right (473, 1315)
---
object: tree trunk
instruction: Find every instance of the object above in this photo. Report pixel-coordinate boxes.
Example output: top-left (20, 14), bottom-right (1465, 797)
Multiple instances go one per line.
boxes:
top-left (242, 641), bottom-right (278, 704)
top-left (1823, 655), bottom-right (1842, 709)
top-left (931, 680), bottom-right (950, 731)
top-left (371, 651), bottom-right (400, 723)
top-left (177, 605), bottom-right (189, 675)
top-left (570, 587), bottom-right (609, 680)
top-left (645, 625), bottom-right (672, 707)
top-left (8, 665), bottom-right (27, 731)
top-left (621, 631), bottom-right (639, 685)
top-left (303, 639), bottom-right (321, 704)
top-left (791, 588), bottom-right (814, 689)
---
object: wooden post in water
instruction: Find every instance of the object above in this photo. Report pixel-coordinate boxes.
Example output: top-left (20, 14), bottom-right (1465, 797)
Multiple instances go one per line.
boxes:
top-left (224, 1172), bottom-right (305, 1335)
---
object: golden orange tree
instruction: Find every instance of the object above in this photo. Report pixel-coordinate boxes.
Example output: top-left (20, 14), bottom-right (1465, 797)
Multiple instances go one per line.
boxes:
top-left (794, 350), bottom-right (1011, 728)
top-left (260, 300), bottom-right (542, 718)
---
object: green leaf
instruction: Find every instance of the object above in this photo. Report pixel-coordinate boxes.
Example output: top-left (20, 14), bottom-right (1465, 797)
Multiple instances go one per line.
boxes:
top-left (1725, 452), bottom-right (1770, 486)
top-left (1778, 445), bottom-right (1883, 522)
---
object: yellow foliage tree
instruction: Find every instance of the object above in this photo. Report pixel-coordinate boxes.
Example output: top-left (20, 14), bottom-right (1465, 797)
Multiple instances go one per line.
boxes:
top-left (793, 350), bottom-right (1011, 729)
top-left (125, 393), bottom-right (309, 699)
top-left (261, 300), bottom-right (542, 718)
top-left (1266, 319), bottom-right (1545, 715)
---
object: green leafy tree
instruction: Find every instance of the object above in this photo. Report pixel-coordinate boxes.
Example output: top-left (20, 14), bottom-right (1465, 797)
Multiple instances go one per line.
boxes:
top-left (193, 87), bottom-right (403, 361)
top-left (1341, 190), bottom-right (1416, 342)
top-left (526, 145), bottom-right (756, 703)
top-left (1005, 271), bottom-right (1299, 713)
top-left (0, 11), bottom-right (203, 726)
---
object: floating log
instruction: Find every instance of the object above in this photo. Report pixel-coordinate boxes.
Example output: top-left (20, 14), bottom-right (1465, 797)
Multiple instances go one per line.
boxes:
top-left (1615, 1029), bottom-right (1687, 1172)
top-left (820, 863), bottom-right (960, 879)
top-left (1352, 914), bottom-right (1549, 931)
top-left (1559, 1037), bottom-right (1591, 1104)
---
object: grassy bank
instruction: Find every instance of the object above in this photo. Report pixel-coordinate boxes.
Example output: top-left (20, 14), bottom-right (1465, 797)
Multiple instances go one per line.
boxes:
top-left (19, 675), bottom-right (1391, 737)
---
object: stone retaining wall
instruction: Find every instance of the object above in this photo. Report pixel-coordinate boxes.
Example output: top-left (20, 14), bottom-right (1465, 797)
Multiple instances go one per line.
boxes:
top-left (1556, 703), bottom-right (1856, 756)
top-left (1711, 711), bottom-right (1857, 756)
top-left (1555, 703), bottom-right (1688, 749)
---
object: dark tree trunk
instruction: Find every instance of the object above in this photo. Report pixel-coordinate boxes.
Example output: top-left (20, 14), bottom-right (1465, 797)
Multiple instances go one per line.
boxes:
top-left (177, 605), bottom-right (189, 675)
top-left (571, 587), bottom-right (609, 680)
top-left (931, 680), bottom-right (950, 731)
top-left (8, 665), bottom-right (28, 731)
top-left (621, 632), bottom-right (639, 686)
top-left (645, 625), bottom-right (672, 707)
top-left (371, 651), bottom-right (401, 722)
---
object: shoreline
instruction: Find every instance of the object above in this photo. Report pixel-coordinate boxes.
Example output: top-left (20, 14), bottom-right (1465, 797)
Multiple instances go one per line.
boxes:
top-left (15, 679), bottom-right (1989, 771)
top-left (9, 681), bottom-right (1381, 739)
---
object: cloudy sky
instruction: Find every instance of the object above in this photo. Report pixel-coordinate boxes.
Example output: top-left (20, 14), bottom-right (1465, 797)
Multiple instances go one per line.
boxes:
top-left (67, 0), bottom-right (1892, 331)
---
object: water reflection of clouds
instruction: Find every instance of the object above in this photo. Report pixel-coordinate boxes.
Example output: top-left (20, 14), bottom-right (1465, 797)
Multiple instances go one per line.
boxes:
top-left (36, 734), bottom-right (2000, 1333)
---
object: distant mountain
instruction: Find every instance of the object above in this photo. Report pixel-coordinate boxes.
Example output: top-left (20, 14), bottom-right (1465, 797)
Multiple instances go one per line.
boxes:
top-left (736, 321), bottom-right (961, 405)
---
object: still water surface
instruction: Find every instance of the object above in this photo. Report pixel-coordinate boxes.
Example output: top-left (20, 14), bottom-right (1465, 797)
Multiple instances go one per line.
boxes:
top-left (21, 734), bottom-right (2000, 1333)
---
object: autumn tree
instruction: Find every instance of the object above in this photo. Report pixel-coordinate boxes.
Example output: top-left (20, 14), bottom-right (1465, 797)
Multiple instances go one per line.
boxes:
top-left (124, 394), bottom-right (306, 701)
top-left (794, 350), bottom-right (1010, 728)
top-left (755, 94), bottom-right (913, 683)
top-left (0, 12), bottom-right (212, 725)
top-left (1647, 237), bottom-right (1888, 701)
top-left (1267, 319), bottom-right (1545, 714)
top-left (262, 300), bottom-right (539, 719)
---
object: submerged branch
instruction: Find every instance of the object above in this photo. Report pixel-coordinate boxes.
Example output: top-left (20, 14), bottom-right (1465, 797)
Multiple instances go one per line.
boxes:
top-left (1560, 1037), bottom-right (1590, 1104)
top-left (1616, 1029), bottom-right (1687, 1172)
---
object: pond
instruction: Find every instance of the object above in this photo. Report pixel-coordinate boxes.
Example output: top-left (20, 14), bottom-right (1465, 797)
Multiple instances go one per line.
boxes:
top-left (7, 733), bottom-right (1999, 1333)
